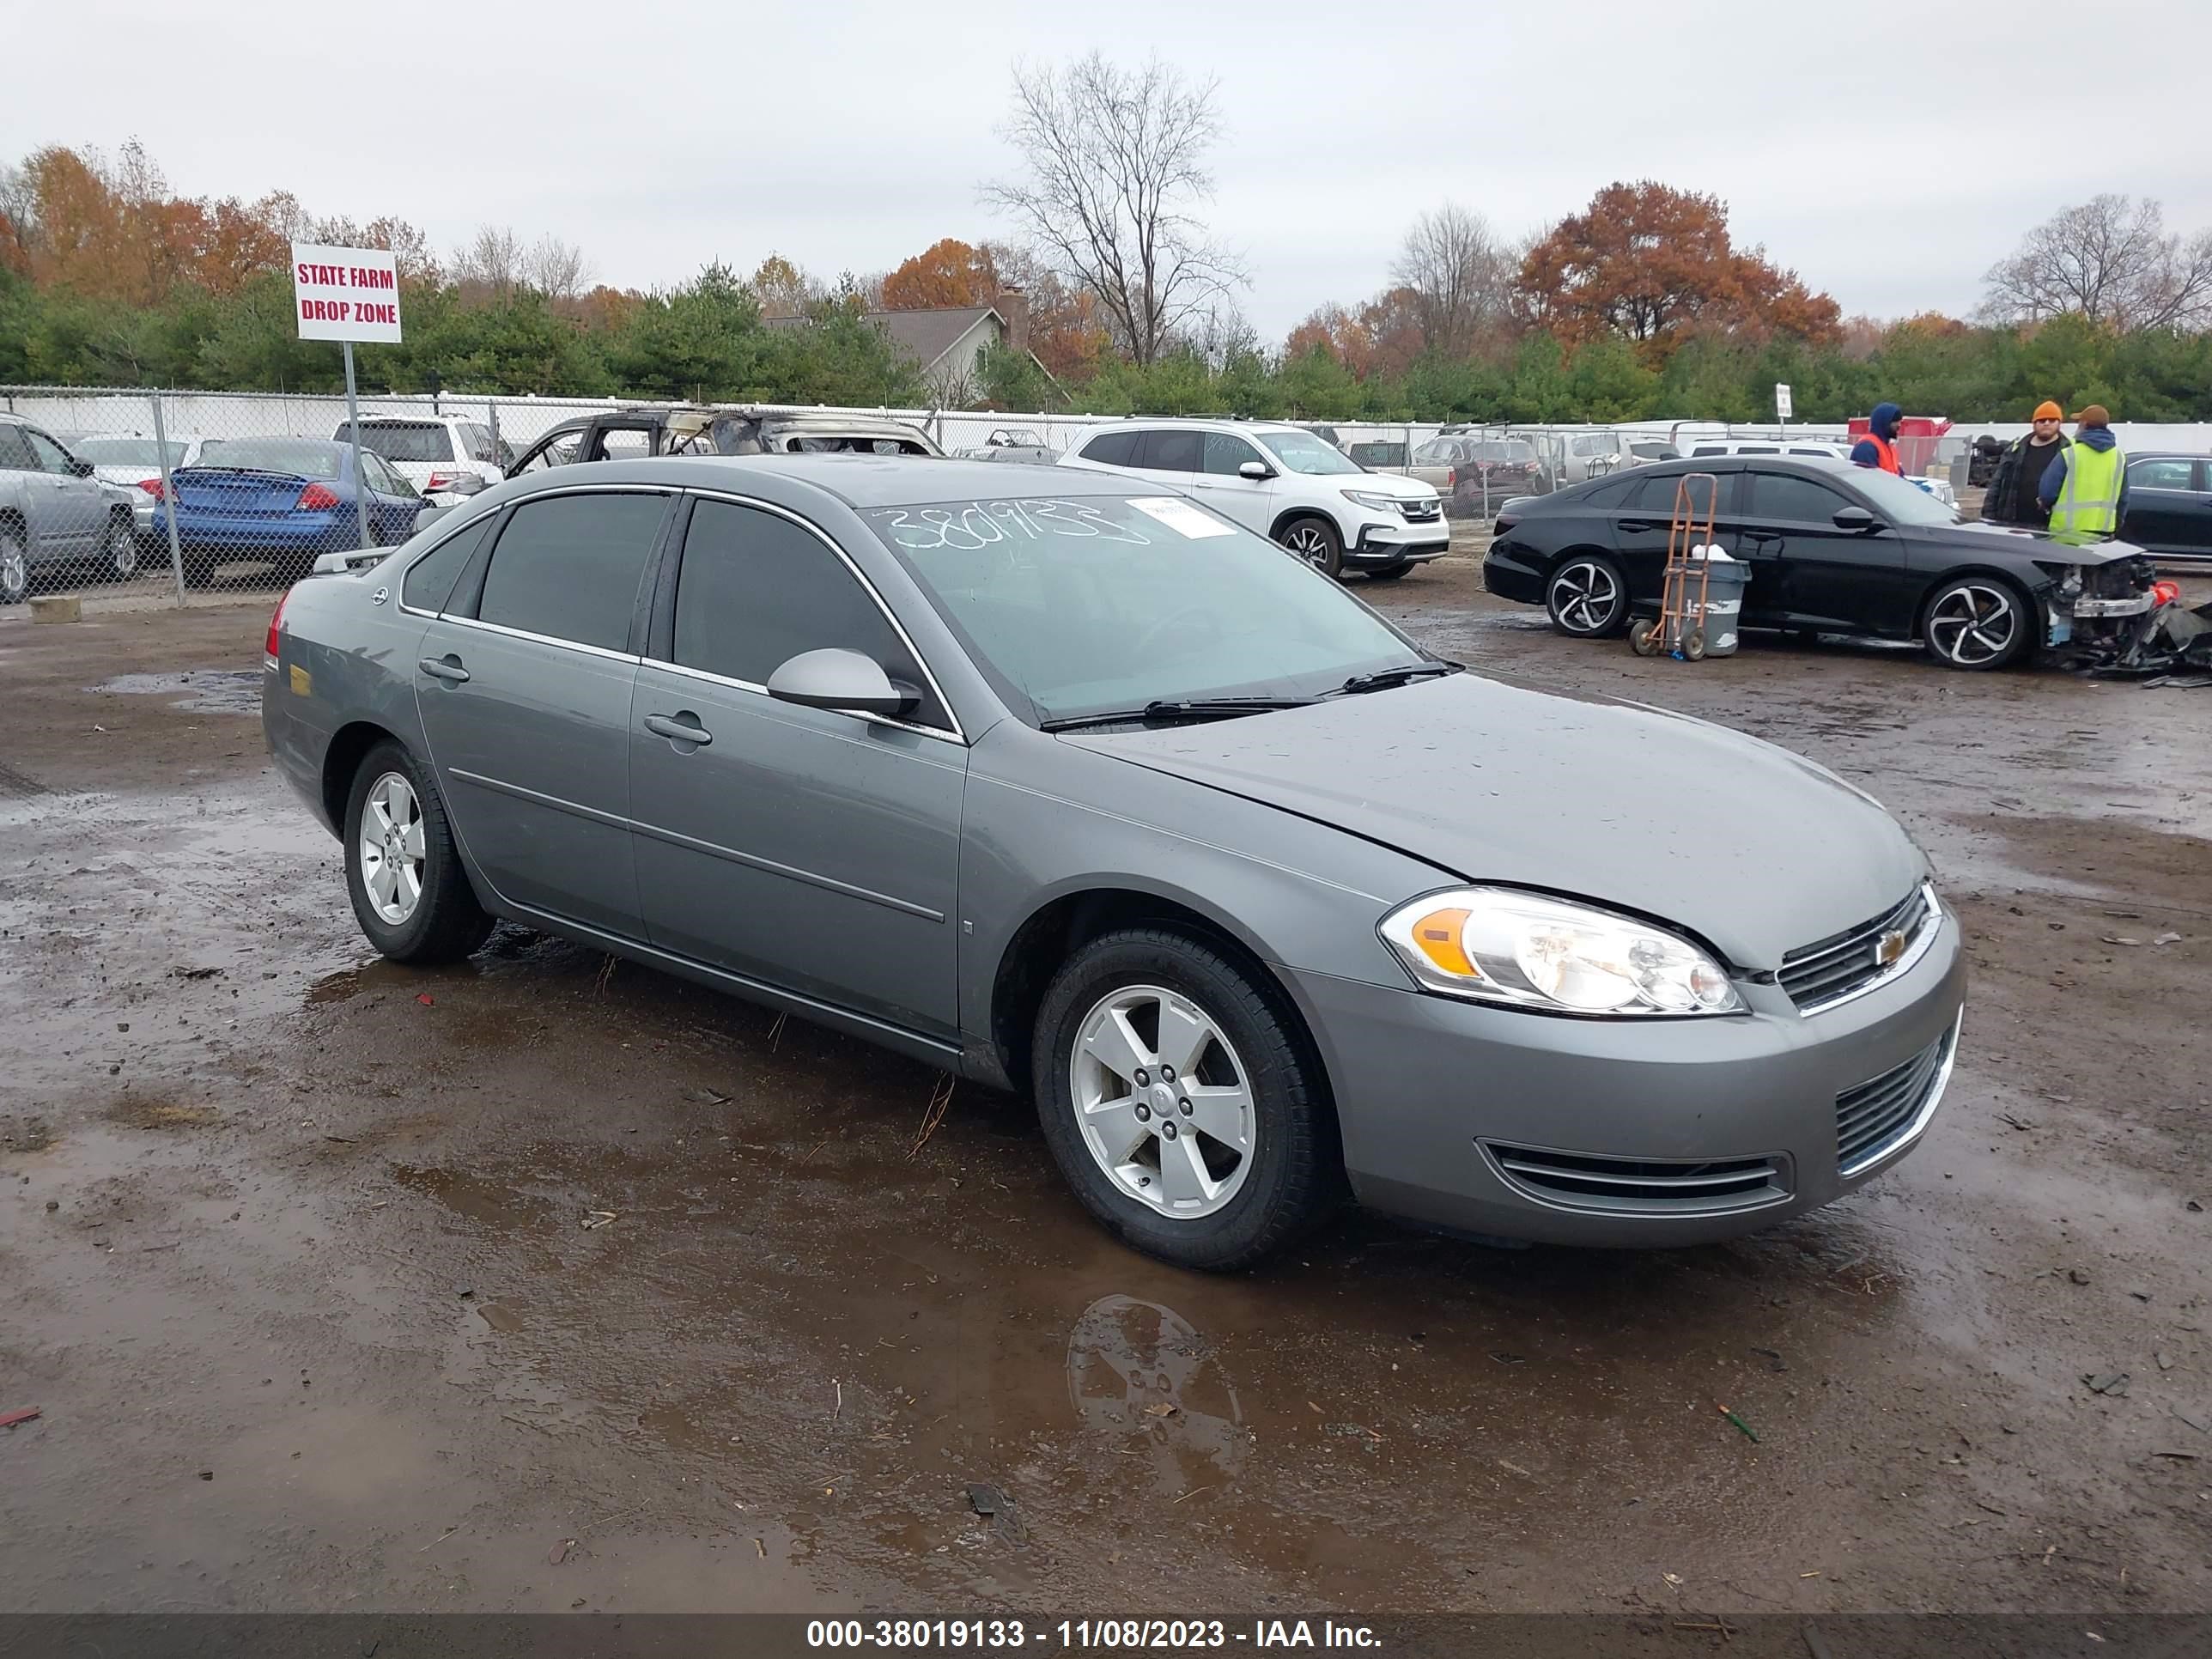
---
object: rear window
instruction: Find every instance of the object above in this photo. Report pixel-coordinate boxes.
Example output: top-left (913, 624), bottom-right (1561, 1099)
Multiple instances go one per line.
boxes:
top-left (72, 436), bottom-right (185, 467)
top-left (195, 440), bottom-right (344, 479)
top-left (335, 422), bottom-right (455, 465)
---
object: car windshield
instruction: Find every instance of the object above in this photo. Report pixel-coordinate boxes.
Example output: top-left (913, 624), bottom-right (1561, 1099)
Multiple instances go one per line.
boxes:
top-left (866, 495), bottom-right (1427, 723)
top-left (72, 437), bottom-right (185, 467)
top-left (195, 440), bottom-right (345, 479)
top-left (1830, 463), bottom-right (1963, 526)
top-left (1255, 429), bottom-right (1362, 476)
top-left (335, 422), bottom-right (450, 464)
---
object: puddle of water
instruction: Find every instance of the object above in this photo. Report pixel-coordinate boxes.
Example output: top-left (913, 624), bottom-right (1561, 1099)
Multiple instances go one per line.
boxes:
top-left (93, 670), bottom-right (262, 715)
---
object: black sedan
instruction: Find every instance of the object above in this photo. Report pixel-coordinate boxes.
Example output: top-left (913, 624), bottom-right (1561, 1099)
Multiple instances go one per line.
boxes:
top-left (2121, 453), bottom-right (2212, 567)
top-left (1484, 456), bottom-right (2157, 671)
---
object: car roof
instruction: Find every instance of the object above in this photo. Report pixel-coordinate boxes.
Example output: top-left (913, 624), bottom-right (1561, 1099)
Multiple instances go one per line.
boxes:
top-left (512, 453), bottom-right (1147, 510)
top-left (1091, 417), bottom-right (1310, 435)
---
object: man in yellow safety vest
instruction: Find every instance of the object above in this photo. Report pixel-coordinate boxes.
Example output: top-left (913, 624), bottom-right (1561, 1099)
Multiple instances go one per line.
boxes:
top-left (2038, 404), bottom-right (2128, 541)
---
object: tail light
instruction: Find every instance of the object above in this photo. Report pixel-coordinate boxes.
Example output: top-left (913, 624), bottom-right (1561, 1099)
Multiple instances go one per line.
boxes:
top-left (424, 471), bottom-right (460, 493)
top-left (139, 477), bottom-right (165, 500)
top-left (1446, 467), bottom-right (1457, 489)
top-left (265, 590), bottom-right (289, 659)
top-left (298, 483), bottom-right (342, 510)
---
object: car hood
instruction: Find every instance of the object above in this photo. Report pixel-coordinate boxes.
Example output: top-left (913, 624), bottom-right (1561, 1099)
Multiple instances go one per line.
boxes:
top-left (1931, 519), bottom-right (2148, 565)
top-left (1340, 472), bottom-right (1439, 501)
top-left (1064, 672), bottom-right (1927, 969)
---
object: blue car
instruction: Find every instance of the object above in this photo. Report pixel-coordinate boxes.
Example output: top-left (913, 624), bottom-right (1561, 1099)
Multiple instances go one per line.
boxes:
top-left (151, 438), bottom-right (422, 585)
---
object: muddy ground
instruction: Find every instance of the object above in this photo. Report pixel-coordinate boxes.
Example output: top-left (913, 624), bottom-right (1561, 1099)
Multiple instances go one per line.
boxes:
top-left (3, 553), bottom-right (2210, 1619)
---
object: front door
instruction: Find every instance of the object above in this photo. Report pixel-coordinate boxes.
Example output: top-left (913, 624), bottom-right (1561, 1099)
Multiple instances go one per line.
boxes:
top-left (2122, 457), bottom-right (2208, 557)
top-left (411, 488), bottom-right (673, 938)
top-left (1743, 468), bottom-right (1911, 634)
top-left (629, 495), bottom-right (967, 1041)
top-left (1184, 431), bottom-right (1277, 536)
top-left (22, 427), bottom-right (106, 559)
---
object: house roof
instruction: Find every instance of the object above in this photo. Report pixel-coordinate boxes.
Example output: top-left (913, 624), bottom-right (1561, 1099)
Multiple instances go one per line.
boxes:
top-left (763, 305), bottom-right (1002, 374)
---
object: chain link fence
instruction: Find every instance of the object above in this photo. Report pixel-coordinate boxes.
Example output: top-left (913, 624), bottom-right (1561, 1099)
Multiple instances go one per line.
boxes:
top-left (2, 386), bottom-right (1877, 611)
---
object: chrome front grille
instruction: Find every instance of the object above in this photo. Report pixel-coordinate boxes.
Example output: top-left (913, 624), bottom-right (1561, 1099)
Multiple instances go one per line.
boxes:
top-left (1779, 884), bottom-right (1936, 1014)
top-left (1400, 499), bottom-right (1442, 522)
top-left (1836, 1018), bottom-right (1958, 1175)
top-left (1481, 1142), bottom-right (1790, 1215)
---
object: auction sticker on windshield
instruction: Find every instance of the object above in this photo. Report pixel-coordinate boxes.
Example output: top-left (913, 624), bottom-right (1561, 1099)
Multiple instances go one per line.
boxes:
top-left (1127, 497), bottom-right (1235, 538)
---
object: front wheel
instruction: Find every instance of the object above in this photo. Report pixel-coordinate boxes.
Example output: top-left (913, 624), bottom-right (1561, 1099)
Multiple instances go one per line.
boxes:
top-left (0, 524), bottom-right (28, 605)
top-left (1365, 562), bottom-right (1411, 583)
top-left (1276, 516), bottom-right (1344, 580)
top-left (1923, 576), bottom-right (2031, 671)
top-left (342, 740), bottom-right (494, 964)
top-left (1033, 929), bottom-right (1340, 1270)
top-left (103, 514), bottom-right (139, 580)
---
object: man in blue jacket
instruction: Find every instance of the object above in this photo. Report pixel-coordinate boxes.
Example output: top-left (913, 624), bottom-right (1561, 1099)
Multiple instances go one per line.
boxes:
top-left (1850, 403), bottom-right (1905, 473)
top-left (2038, 405), bottom-right (2128, 542)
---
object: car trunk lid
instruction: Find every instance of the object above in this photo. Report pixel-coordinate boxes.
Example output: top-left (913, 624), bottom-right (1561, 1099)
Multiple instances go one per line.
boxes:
top-left (173, 468), bottom-right (318, 516)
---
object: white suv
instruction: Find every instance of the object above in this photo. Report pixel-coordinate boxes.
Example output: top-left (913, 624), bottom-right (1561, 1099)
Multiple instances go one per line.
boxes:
top-left (331, 414), bottom-right (510, 496)
top-left (1060, 419), bottom-right (1448, 579)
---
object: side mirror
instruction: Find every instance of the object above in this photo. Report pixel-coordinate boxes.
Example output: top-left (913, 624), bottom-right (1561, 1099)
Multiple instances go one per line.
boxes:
top-left (1832, 506), bottom-right (1878, 532)
top-left (1238, 459), bottom-right (1275, 482)
top-left (765, 647), bottom-right (912, 717)
top-left (70, 458), bottom-right (96, 477)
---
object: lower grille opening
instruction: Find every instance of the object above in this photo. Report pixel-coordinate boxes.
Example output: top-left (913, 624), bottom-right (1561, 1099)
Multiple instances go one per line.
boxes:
top-left (1482, 1142), bottom-right (1790, 1215)
top-left (1836, 1021), bottom-right (1958, 1174)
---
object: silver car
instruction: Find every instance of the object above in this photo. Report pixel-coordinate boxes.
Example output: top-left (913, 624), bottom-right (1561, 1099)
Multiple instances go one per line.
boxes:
top-left (263, 457), bottom-right (1966, 1267)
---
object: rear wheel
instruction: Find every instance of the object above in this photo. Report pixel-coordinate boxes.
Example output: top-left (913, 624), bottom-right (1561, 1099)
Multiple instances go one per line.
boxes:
top-left (1033, 929), bottom-right (1340, 1270)
top-left (0, 524), bottom-right (27, 605)
top-left (342, 740), bottom-right (493, 964)
top-left (1923, 576), bottom-right (2030, 671)
top-left (1546, 553), bottom-right (1628, 636)
top-left (1276, 516), bottom-right (1344, 579)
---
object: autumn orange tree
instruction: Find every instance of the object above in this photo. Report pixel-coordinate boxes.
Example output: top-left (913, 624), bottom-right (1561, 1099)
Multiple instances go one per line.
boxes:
top-left (881, 238), bottom-right (1000, 309)
top-left (1517, 181), bottom-right (1839, 357)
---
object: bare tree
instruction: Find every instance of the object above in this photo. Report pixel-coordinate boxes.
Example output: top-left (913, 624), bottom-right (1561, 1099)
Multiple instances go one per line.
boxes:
top-left (1982, 194), bottom-right (2212, 331)
top-left (452, 224), bottom-right (524, 300)
top-left (521, 233), bottom-right (593, 301)
top-left (983, 52), bottom-right (1244, 366)
top-left (1390, 204), bottom-right (1510, 357)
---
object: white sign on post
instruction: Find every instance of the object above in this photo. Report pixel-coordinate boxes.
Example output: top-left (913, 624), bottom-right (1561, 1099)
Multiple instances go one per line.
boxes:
top-left (1773, 382), bottom-right (1794, 421)
top-left (291, 243), bottom-right (404, 343)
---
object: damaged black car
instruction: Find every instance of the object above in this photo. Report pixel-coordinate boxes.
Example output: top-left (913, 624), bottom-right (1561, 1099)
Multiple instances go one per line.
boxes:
top-left (1484, 455), bottom-right (2159, 672)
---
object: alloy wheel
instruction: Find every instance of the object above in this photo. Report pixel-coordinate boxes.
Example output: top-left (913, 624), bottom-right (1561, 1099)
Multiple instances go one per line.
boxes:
top-left (1927, 583), bottom-right (2018, 666)
top-left (1281, 524), bottom-right (1331, 568)
top-left (1, 538), bottom-right (26, 606)
top-left (1068, 984), bottom-right (1256, 1220)
top-left (357, 770), bottom-right (428, 925)
top-left (106, 518), bottom-right (138, 580)
top-left (1549, 559), bottom-right (1620, 633)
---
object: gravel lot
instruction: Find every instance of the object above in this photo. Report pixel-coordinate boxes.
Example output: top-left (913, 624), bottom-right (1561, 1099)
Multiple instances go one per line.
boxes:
top-left (3, 550), bottom-right (2209, 1618)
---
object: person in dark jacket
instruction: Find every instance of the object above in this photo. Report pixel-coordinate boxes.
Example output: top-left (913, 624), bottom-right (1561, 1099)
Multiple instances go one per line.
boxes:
top-left (2039, 405), bottom-right (2128, 540)
top-left (1850, 403), bottom-right (1905, 473)
top-left (1982, 400), bottom-right (2069, 526)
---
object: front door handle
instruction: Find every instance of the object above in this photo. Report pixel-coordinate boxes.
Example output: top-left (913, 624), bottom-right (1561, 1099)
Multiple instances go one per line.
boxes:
top-left (417, 655), bottom-right (470, 684)
top-left (1618, 519), bottom-right (1654, 532)
top-left (644, 712), bottom-right (713, 747)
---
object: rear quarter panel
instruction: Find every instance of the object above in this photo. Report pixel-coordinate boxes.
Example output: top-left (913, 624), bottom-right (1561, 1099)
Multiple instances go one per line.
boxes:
top-left (263, 564), bottom-right (433, 836)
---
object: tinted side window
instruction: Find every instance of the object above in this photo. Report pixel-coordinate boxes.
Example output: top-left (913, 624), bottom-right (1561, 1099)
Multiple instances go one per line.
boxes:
top-left (1142, 429), bottom-right (1203, 472)
top-left (1748, 471), bottom-right (1850, 523)
top-left (1577, 476), bottom-right (1637, 508)
top-left (403, 515), bottom-right (495, 613)
top-left (463, 422), bottom-right (498, 463)
top-left (671, 500), bottom-right (942, 726)
top-left (476, 492), bottom-right (667, 651)
top-left (1690, 445), bottom-right (1728, 458)
top-left (2130, 458), bottom-right (2195, 490)
top-left (1201, 433), bottom-right (1262, 476)
top-left (1622, 472), bottom-right (1697, 512)
top-left (1080, 431), bottom-right (1139, 466)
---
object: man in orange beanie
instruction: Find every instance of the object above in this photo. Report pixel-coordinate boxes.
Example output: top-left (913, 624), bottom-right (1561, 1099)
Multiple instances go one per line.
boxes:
top-left (1982, 399), bottom-right (2069, 526)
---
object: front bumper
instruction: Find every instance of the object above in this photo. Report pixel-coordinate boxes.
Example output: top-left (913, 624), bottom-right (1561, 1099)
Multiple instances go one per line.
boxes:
top-left (1288, 908), bottom-right (1966, 1246)
top-left (1351, 519), bottom-right (1449, 564)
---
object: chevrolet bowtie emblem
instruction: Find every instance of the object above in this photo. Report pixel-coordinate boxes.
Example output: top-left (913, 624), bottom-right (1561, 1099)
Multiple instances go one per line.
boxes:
top-left (1876, 929), bottom-right (1910, 968)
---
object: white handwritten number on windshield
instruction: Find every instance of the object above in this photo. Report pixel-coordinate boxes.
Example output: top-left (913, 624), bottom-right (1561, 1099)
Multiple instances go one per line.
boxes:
top-left (870, 500), bottom-right (1153, 551)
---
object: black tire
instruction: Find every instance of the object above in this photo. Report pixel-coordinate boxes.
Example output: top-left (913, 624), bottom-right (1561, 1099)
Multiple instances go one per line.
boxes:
top-left (0, 522), bottom-right (27, 605)
top-left (1032, 927), bottom-right (1342, 1271)
top-left (341, 739), bottom-right (493, 965)
top-left (1276, 515), bottom-right (1344, 579)
top-left (1546, 552), bottom-right (1629, 637)
top-left (102, 512), bottom-right (138, 581)
top-left (1922, 575), bottom-right (2032, 672)
top-left (1365, 563), bottom-right (1412, 583)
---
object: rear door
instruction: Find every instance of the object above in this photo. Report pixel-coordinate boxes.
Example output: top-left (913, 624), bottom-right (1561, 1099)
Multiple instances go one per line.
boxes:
top-left (1131, 428), bottom-right (1204, 493)
top-left (1185, 431), bottom-right (1276, 535)
top-left (1607, 468), bottom-right (1757, 617)
top-left (629, 494), bottom-right (966, 1040)
top-left (1744, 468), bottom-right (1911, 633)
top-left (411, 487), bottom-right (673, 938)
top-left (2121, 457), bottom-right (2207, 557)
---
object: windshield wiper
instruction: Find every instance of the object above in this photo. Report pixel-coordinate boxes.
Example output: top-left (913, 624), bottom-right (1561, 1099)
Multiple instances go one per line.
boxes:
top-left (1040, 696), bottom-right (1319, 733)
top-left (1334, 661), bottom-right (1462, 695)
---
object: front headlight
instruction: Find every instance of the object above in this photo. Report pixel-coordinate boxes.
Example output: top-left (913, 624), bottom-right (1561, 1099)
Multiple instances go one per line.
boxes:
top-left (1343, 490), bottom-right (1403, 511)
top-left (1379, 888), bottom-right (1743, 1017)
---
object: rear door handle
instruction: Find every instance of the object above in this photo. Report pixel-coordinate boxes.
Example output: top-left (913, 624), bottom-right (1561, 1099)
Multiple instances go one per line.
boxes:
top-left (644, 712), bottom-right (713, 747)
top-left (417, 655), bottom-right (470, 683)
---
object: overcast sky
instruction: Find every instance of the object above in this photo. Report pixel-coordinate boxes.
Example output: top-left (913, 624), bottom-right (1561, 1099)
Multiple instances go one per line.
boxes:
top-left (11, 2), bottom-right (2211, 343)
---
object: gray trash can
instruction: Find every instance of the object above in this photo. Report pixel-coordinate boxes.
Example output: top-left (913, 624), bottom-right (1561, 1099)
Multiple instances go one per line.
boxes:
top-left (1691, 550), bottom-right (1750, 657)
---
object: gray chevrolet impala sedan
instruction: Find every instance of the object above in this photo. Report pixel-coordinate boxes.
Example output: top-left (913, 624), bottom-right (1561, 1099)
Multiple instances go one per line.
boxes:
top-left (263, 456), bottom-right (1966, 1268)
